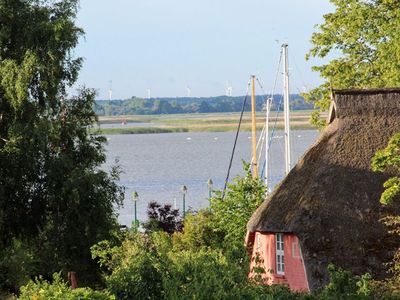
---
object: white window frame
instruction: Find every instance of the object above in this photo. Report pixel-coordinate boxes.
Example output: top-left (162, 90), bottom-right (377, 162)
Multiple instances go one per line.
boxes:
top-left (276, 233), bottom-right (285, 275)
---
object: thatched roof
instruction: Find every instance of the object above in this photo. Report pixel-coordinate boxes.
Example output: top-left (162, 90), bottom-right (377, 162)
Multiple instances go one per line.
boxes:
top-left (247, 88), bottom-right (400, 290)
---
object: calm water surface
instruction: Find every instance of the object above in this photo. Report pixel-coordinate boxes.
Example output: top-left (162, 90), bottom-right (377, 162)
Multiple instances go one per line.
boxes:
top-left (97, 122), bottom-right (157, 129)
top-left (104, 130), bottom-right (320, 226)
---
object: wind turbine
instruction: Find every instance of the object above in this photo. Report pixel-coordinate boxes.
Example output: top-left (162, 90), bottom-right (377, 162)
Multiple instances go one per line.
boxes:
top-left (225, 81), bottom-right (233, 96)
top-left (186, 86), bottom-right (192, 97)
top-left (108, 80), bottom-right (113, 101)
top-left (147, 88), bottom-right (151, 100)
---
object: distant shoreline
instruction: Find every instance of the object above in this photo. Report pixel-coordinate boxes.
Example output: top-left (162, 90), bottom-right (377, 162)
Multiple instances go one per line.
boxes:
top-left (93, 124), bottom-right (316, 135)
top-left (94, 94), bottom-right (314, 116)
top-left (93, 111), bottom-right (322, 135)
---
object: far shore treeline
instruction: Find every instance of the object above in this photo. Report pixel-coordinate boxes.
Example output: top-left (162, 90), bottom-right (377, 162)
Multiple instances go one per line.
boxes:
top-left (94, 94), bottom-right (312, 116)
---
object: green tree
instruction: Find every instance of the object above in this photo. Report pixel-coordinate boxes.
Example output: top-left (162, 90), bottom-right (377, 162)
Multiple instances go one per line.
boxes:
top-left (0, 0), bottom-right (123, 288)
top-left (209, 165), bottom-right (266, 246)
top-left (198, 100), bottom-right (212, 113)
top-left (305, 0), bottom-right (400, 127)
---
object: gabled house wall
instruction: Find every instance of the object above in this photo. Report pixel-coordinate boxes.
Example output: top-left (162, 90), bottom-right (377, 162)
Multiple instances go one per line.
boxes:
top-left (249, 232), bottom-right (309, 291)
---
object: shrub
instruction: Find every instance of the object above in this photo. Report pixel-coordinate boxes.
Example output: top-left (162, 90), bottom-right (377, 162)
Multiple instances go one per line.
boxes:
top-left (0, 239), bottom-right (38, 294)
top-left (92, 229), bottom-right (310, 300)
top-left (92, 232), bottom-right (163, 300)
top-left (172, 210), bottom-right (224, 251)
top-left (209, 164), bottom-right (266, 246)
top-left (143, 201), bottom-right (183, 233)
top-left (315, 265), bottom-right (374, 300)
top-left (162, 249), bottom-right (248, 300)
top-left (18, 273), bottom-right (114, 300)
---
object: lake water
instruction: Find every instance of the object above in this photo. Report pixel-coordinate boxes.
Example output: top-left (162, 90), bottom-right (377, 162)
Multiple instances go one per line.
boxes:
top-left (98, 122), bottom-right (157, 129)
top-left (104, 130), bottom-right (320, 226)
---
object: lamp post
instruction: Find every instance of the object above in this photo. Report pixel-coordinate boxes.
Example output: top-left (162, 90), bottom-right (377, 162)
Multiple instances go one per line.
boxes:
top-left (207, 178), bottom-right (213, 203)
top-left (131, 191), bottom-right (139, 229)
top-left (181, 185), bottom-right (187, 218)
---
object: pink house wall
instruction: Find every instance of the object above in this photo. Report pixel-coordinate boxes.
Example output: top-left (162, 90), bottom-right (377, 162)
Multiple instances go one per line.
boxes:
top-left (248, 232), bottom-right (309, 292)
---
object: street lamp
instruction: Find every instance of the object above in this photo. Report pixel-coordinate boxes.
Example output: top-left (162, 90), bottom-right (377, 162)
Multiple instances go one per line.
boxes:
top-left (181, 185), bottom-right (187, 218)
top-left (207, 178), bottom-right (213, 202)
top-left (131, 191), bottom-right (139, 229)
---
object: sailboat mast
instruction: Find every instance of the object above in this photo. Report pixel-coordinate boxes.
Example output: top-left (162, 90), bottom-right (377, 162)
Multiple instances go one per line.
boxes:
top-left (283, 44), bottom-right (291, 174)
top-left (265, 97), bottom-right (271, 188)
top-left (251, 75), bottom-right (259, 178)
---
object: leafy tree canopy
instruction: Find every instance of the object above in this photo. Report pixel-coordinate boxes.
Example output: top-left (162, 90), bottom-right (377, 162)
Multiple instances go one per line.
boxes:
top-left (94, 94), bottom-right (312, 116)
top-left (0, 0), bottom-right (123, 290)
top-left (305, 0), bottom-right (400, 127)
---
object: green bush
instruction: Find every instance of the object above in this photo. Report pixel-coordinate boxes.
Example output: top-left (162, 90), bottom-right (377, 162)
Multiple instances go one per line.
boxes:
top-left (92, 233), bottom-right (163, 300)
top-left (104, 250), bottom-right (162, 300)
top-left (172, 210), bottom-right (224, 251)
top-left (162, 249), bottom-right (247, 300)
top-left (209, 164), bottom-right (266, 246)
top-left (18, 273), bottom-right (114, 300)
top-left (0, 239), bottom-right (38, 294)
top-left (91, 230), bottom-right (309, 300)
top-left (314, 265), bottom-right (375, 300)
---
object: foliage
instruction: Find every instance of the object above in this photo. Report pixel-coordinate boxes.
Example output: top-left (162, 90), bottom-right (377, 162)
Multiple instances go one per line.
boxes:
top-left (28, 88), bottom-right (124, 282)
top-left (305, 0), bottom-right (400, 128)
top-left (92, 232), bottom-right (163, 300)
top-left (0, 0), bottom-right (124, 291)
top-left (94, 94), bottom-right (312, 116)
top-left (142, 201), bottom-right (183, 234)
top-left (371, 134), bottom-right (400, 297)
top-left (0, 239), bottom-right (38, 294)
top-left (162, 249), bottom-right (255, 300)
top-left (209, 163), bottom-right (266, 245)
top-left (91, 231), bottom-right (305, 300)
top-left (18, 273), bottom-right (114, 300)
top-left (372, 134), bottom-right (400, 295)
top-left (172, 210), bottom-right (225, 251)
top-left (371, 222), bottom-right (400, 298)
top-left (0, 0), bottom-right (83, 247)
top-left (372, 133), bottom-right (400, 205)
top-left (18, 251), bottom-right (392, 300)
top-left (316, 265), bottom-right (374, 300)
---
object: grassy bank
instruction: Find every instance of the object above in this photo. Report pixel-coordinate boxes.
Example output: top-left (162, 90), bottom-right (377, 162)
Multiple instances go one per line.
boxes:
top-left (93, 127), bottom-right (189, 135)
top-left (98, 115), bottom-right (154, 124)
top-left (95, 111), bottom-right (324, 134)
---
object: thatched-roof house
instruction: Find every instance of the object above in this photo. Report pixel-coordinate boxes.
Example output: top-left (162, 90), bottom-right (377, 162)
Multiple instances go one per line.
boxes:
top-left (246, 89), bottom-right (400, 291)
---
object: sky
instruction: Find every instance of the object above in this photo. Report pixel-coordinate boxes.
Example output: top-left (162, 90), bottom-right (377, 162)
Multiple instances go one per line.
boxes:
top-left (74, 0), bottom-right (334, 99)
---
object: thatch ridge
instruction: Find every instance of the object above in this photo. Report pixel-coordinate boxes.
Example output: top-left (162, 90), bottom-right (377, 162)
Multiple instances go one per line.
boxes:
top-left (334, 88), bottom-right (400, 95)
top-left (247, 89), bottom-right (400, 290)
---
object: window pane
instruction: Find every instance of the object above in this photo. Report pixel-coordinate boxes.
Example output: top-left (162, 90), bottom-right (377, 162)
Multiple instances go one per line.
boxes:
top-left (275, 233), bottom-right (285, 275)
